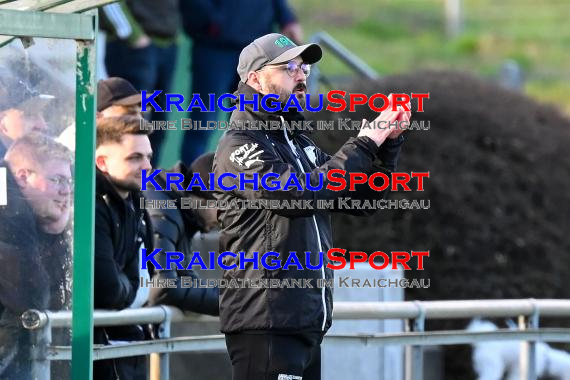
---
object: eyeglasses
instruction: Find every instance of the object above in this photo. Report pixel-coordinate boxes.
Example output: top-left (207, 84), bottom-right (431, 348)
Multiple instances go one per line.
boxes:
top-left (27, 169), bottom-right (73, 189)
top-left (258, 61), bottom-right (311, 78)
top-left (45, 175), bottom-right (73, 188)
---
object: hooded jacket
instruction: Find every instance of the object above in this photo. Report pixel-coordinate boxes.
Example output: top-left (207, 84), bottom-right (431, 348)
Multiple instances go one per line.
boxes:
top-left (144, 163), bottom-right (219, 316)
top-left (213, 83), bottom-right (404, 334)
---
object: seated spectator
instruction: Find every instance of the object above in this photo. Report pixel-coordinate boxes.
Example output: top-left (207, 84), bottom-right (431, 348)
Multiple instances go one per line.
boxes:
top-left (144, 153), bottom-right (219, 314)
top-left (94, 115), bottom-right (153, 379)
top-left (94, 115), bottom-right (218, 380)
top-left (0, 73), bottom-right (52, 157)
top-left (0, 134), bottom-right (73, 378)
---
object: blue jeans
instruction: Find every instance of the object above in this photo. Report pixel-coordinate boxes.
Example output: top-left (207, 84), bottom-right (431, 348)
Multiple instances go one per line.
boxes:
top-left (105, 39), bottom-right (177, 166)
top-left (183, 41), bottom-right (241, 163)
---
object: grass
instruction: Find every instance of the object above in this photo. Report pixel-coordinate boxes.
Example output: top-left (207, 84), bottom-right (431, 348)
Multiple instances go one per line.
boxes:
top-left (159, 0), bottom-right (569, 168)
top-left (290, 0), bottom-right (570, 114)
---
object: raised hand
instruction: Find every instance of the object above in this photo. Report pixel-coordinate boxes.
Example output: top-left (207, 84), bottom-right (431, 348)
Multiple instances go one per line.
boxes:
top-left (358, 94), bottom-right (408, 146)
top-left (387, 100), bottom-right (412, 140)
top-left (358, 111), bottom-right (399, 146)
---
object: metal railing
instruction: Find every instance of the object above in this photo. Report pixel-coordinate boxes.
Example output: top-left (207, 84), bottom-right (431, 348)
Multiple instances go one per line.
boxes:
top-left (306, 31), bottom-right (524, 94)
top-left (307, 31), bottom-right (380, 94)
top-left (21, 298), bottom-right (570, 380)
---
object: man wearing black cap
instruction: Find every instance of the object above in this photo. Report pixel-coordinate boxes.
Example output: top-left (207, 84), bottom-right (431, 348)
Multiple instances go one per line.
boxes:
top-left (213, 33), bottom-right (409, 379)
top-left (0, 76), bottom-right (52, 158)
top-left (97, 76), bottom-right (142, 118)
top-left (56, 77), bottom-right (142, 152)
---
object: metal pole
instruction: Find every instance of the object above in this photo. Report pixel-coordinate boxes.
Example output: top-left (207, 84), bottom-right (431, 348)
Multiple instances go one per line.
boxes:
top-left (71, 9), bottom-right (98, 380)
top-left (28, 318), bottom-right (51, 380)
top-left (150, 354), bottom-right (160, 380)
top-left (411, 303), bottom-right (425, 380)
top-left (309, 31), bottom-right (380, 80)
top-left (150, 306), bottom-right (173, 380)
top-left (405, 302), bottom-right (425, 380)
top-left (404, 319), bottom-right (412, 380)
top-left (518, 315), bottom-right (529, 380)
top-left (528, 300), bottom-right (540, 380)
top-left (159, 306), bottom-right (173, 380)
top-left (519, 299), bottom-right (539, 380)
top-left (445, 0), bottom-right (462, 38)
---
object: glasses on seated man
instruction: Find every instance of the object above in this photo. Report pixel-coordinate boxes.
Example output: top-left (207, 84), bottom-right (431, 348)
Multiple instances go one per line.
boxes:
top-left (257, 61), bottom-right (311, 78)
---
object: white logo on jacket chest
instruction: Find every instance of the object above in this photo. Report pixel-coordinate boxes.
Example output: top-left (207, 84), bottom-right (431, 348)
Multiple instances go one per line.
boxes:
top-left (278, 375), bottom-right (302, 380)
top-left (303, 146), bottom-right (317, 166)
top-left (230, 143), bottom-right (264, 168)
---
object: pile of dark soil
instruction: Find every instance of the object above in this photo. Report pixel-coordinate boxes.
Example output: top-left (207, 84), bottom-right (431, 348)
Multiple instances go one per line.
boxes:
top-left (307, 70), bottom-right (570, 379)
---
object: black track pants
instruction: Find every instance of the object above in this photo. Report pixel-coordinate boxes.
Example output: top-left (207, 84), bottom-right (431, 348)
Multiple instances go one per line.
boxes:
top-left (225, 332), bottom-right (323, 380)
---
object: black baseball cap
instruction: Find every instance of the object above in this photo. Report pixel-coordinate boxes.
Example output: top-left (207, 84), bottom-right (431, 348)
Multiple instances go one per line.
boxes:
top-left (237, 33), bottom-right (322, 83)
top-left (97, 77), bottom-right (141, 112)
top-left (0, 74), bottom-right (54, 113)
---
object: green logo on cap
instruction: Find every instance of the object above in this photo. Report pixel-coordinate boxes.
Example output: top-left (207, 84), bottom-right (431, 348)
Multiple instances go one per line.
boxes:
top-left (274, 36), bottom-right (294, 48)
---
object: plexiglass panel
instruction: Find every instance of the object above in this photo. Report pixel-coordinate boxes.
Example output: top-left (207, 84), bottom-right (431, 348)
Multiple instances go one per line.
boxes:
top-left (0, 37), bottom-right (76, 380)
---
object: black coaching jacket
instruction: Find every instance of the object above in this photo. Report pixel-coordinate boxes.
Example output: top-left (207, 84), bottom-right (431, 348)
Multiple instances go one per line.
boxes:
top-left (213, 82), bottom-right (404, 334)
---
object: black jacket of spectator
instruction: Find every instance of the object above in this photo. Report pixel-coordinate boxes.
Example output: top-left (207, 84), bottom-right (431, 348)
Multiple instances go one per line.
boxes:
top-left (0, 164), bottom-right (50, 378)
top-left (144, 163), bottom-right (219, 316)
top-left (95, 169), bottom-right (151, 310)
top-left (94, 169), bottom-right (153, 379)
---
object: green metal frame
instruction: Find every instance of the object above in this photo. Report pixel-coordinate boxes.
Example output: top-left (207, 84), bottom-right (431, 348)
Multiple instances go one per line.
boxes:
top-left (0, 8), bottom-right (95, 39)
top-left (0, 8), bottom-right (97, 380)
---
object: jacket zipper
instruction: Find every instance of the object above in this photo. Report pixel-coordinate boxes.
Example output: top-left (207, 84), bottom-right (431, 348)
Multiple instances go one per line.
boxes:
top-left (280, 117), bottom-right (327, 331)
